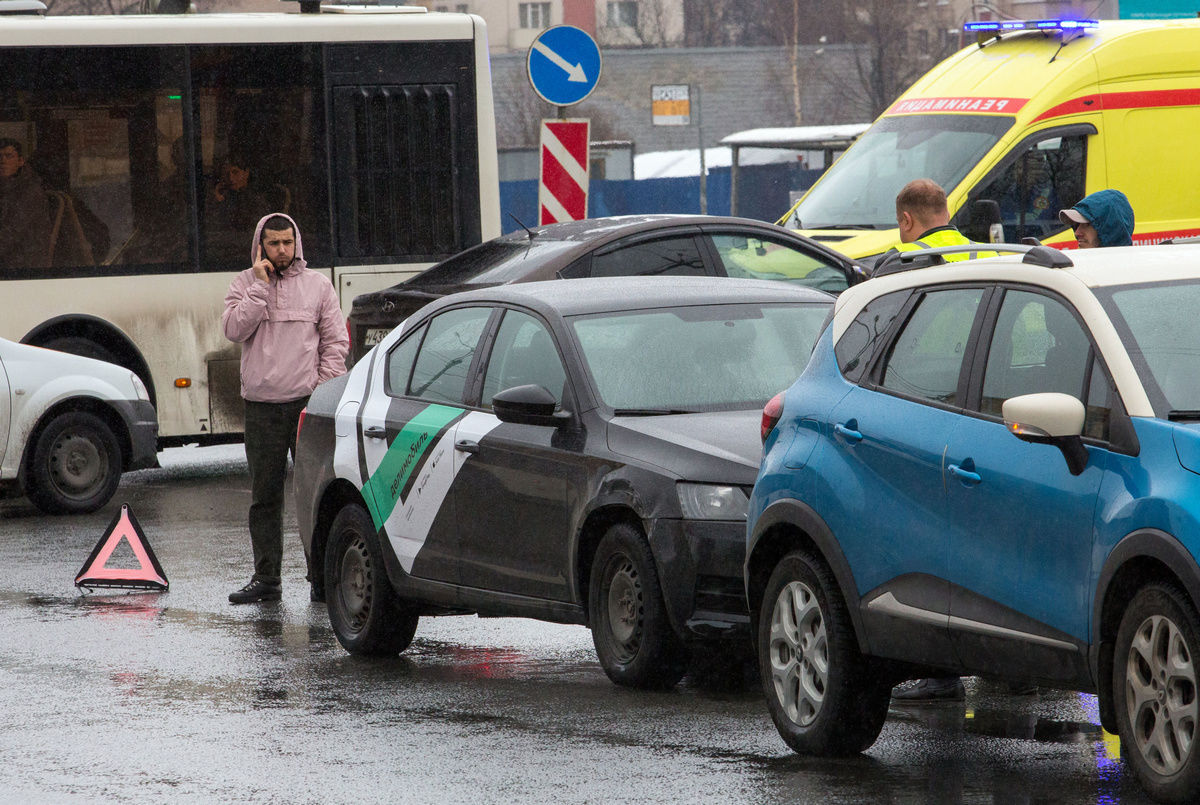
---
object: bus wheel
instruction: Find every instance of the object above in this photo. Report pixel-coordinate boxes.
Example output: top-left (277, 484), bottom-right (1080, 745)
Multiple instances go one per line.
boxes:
top-left (324, 504), bottom-right (418, 656)
top-left (27, 411), bottom-right (123, 515)
top-left (43, 336), bottom-right (119, 366)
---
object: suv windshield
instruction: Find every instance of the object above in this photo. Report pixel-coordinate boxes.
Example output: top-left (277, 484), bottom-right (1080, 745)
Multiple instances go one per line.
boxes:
top-left (412, 238), bottom-right (578, 286)
top-left (793, 114), bottom-right (1014, 229)
top-left (1098, 280), bottom-right (1200, 416)
top-left (571, 302), bottom-right (830, 412)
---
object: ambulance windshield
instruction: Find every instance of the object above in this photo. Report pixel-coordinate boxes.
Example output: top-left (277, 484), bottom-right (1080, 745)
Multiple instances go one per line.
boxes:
top-left (794, 114), bottom-right (1014, 230)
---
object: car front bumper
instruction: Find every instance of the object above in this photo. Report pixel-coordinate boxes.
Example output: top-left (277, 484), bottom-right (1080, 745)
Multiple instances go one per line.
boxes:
top-left (115, 399), bottom-right (159, 470)
top-left (646, 517), bottom-right (750, 643)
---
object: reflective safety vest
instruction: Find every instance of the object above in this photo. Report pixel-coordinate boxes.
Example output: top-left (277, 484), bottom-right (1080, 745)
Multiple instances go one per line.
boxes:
top-left (894, 227), bottom-right (996, 261)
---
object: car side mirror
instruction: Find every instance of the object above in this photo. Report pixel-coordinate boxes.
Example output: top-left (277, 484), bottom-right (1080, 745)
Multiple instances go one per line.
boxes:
top-left (1002, 392), bottom-right (1088, 475)
top-left (492, 384), bottom-right (571, 428)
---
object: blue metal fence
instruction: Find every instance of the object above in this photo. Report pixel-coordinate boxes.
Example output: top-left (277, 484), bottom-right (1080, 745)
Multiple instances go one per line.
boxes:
top-left (499, 163), bottom-right (825, 233)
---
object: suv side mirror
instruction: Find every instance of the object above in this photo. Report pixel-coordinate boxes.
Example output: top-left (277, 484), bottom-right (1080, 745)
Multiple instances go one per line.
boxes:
top-left (1002, 392), bottom-right (1088, 474)
top-left (492, 384), bottom-right (571, 428)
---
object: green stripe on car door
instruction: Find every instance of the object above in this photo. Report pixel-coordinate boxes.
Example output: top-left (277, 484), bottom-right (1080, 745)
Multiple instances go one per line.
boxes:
top-left (364, 403), bottom-right (464, 529)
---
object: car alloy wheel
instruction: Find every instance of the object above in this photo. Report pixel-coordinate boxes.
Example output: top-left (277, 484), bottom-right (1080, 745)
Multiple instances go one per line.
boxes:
top-left (1115, 582), bottom-right (1200, 803)
top-left (768, 577), bottom-right (828, 727)
top-left (758, 551), bottom-right (890, 756)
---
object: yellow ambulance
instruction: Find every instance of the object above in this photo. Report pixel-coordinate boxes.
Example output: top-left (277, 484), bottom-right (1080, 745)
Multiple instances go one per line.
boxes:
top-left (785, 17), bottom-right (1200, 261)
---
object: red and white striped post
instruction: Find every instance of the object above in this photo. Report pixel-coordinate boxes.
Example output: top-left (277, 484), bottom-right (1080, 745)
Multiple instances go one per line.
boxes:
top-left (538, 119), bottom-right (590, 225)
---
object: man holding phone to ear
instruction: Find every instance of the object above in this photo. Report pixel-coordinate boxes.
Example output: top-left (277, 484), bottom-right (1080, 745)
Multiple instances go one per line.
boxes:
top-left (222, 213), bottom-right (348, 604)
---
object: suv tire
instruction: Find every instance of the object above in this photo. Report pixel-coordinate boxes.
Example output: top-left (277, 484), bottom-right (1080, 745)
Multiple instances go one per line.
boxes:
top-left (1114, 582), bottom-right (1200, 803)
top-left (758, 550), bottom-right (889, 755)
top-left (325, 504), bottom-right (418, 656)
top-left (588, 522), bottom-right (688, 690)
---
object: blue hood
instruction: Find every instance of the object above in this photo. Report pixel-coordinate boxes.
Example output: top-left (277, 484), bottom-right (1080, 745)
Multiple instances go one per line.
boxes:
top-left (1067, 189), bottom-right (1135, 247)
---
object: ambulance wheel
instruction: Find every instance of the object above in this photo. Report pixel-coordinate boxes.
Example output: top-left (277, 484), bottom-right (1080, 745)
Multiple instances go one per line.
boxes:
top-left (26, 410), bottom-right (122, 515)
top-left (325, 504), bottom-right (418, 656)
top-left (588, 522), bottom-right (688, 690)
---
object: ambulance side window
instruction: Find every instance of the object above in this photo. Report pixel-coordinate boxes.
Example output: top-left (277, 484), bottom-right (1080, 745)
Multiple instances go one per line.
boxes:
top-left (957, 134), bottom-right (1087, 243)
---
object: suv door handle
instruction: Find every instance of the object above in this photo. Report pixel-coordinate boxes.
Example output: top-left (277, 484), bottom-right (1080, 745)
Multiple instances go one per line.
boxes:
top-left (947, 463), bottom-right (982, 485)
top-left (456, 439), bottom-right (480, 454)
top-left (364, 426), bottom-right (387, 440)
top-left (834, 422), bottom-right (863, 443)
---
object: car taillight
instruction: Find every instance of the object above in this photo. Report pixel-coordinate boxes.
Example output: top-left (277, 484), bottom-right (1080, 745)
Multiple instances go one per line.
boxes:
top-left (761, 392), bottom-right (785, 444)
top-left (296, 407), bottom-right (307, 443)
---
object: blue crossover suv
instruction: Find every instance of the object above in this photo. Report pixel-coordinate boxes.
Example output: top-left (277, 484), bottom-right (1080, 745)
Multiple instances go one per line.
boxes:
top-left (747, 243), bottom-right (1200, 803)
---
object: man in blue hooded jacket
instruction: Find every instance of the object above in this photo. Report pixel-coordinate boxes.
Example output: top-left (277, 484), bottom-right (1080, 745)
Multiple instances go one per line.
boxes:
top-left (1059, 189), bottom-right (1135, 248)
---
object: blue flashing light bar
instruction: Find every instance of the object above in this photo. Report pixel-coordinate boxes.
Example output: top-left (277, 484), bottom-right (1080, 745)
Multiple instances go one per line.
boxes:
top-left (963, 18), bottom-right (1099, 33)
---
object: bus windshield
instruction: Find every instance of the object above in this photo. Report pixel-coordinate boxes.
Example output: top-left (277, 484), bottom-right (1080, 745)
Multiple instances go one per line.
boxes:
top-left (793, 114), bottom-right (1014, 229)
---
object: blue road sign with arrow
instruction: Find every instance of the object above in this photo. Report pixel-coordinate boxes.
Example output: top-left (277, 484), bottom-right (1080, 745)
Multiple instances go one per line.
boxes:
top-left (526, 25), bottom-right (602, 107)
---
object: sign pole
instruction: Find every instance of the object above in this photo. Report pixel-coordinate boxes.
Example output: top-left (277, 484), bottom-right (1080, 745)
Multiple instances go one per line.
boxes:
top-left (696, 85), bottom-right (706, 214)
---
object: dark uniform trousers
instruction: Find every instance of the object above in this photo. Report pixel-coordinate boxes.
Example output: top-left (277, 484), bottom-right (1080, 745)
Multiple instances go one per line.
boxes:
top-left (244, 397), bottom-right (308, 585)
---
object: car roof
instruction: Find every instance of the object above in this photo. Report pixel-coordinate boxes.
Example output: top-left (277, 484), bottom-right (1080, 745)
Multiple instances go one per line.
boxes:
top-left (497, 214), bottom-right (800, 243)
top-left (417, 276), bottom-right (834, 318)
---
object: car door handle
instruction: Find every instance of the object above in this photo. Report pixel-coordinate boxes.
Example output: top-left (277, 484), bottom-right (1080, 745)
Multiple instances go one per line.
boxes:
top-left (364, 426), bottom-right (387, 440)
top-left (947, 463), bottom-right (982, 485)
top-left (455, 439), bottom-right (480, 454)
top-left (834, 422), bottom-right (863, 443)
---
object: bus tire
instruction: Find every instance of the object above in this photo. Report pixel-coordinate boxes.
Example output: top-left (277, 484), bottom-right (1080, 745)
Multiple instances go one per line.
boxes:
top-left (26, 410), bottom-right (123, 515)
top-left (43, 336), bottom-right (119, 367)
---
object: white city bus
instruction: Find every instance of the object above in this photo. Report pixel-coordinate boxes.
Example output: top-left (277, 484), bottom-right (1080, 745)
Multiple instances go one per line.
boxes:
top-left (0, 4), bottom-right (500, 444)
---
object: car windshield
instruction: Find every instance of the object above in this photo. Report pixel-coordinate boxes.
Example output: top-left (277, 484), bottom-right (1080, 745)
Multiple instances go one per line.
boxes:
top-left (1097, 280), bottom-right (1200, 417)
top-left (793, 114), bottom-right (1014, 229)
top-left (570, 302), bottom-right (830, 413)
top-left (411, 238), bottom-right (579, 286)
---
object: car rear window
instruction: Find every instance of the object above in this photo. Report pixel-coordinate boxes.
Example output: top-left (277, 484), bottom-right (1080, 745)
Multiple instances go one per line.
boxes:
top-left (570, 302), bottom-right (830, 412)
top-left (413, 238), bottom-right (579, 286)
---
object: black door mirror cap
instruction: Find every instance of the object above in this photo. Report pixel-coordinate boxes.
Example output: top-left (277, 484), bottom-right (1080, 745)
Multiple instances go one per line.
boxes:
top-left (492, 384), bottom-right (571, 428)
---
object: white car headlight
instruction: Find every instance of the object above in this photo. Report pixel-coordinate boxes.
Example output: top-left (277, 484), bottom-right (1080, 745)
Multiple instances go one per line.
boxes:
top-left (130, 372), bottom-right (150, 402)
top-left (677, 483), bottom-right (749, 521)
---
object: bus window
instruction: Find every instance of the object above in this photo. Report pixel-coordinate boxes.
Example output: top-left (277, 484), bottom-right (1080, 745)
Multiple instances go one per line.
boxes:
top-left (0, 46), bottom-right (188, 276)
top-left (956, 134), bottom-right (1087, 243)
top-left (191, 44), bottom-right (329, 271)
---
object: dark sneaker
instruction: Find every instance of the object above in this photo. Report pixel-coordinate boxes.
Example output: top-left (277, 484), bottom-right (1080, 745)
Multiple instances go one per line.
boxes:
top-left (892, 677), bottom-right (965, 702)
top-left (229, 579), bottom-right (282, 604)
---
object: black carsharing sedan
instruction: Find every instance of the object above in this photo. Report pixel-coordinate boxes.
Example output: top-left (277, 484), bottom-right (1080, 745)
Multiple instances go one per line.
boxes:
top-left (295, 276), bottom-right (832, 688)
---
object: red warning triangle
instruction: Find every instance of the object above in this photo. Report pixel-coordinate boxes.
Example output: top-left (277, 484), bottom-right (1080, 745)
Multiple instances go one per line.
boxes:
top-left (75, 504), bottom-right (168, 591)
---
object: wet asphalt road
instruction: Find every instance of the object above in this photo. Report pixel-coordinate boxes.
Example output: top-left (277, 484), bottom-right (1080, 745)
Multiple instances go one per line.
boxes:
top-left (0, 446), bottom-right (1157, 804)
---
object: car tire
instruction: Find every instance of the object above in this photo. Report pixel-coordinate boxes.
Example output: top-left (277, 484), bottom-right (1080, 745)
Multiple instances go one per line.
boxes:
top-left (1113, 582), bottom-right (1200, 803)
top-left (588, 522), bottom-right (688, 690)
top-left (758, 550), bottom-right (890, 755)
top-left (325, 504), bottom-right (418, 656)
top-left (26, 410), bottom-right (122, 515)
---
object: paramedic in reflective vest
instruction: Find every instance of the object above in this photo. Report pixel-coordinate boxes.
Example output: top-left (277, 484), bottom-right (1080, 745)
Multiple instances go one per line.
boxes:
top-left (874, 178), bottom-right (989, 277)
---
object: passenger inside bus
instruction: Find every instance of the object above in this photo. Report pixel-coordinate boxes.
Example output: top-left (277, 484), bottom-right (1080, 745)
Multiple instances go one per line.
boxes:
top-left (207, 153), bottom-right (288, 261)
top-left (0, 138), bottom-right (52, 268)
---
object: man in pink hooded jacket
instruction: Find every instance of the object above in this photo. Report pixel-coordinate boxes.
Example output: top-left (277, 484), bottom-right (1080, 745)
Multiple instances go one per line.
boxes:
top-left (222, 213), bottom-right (348, 604)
